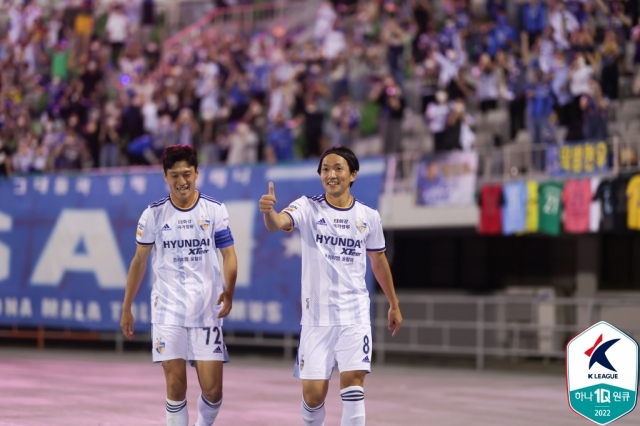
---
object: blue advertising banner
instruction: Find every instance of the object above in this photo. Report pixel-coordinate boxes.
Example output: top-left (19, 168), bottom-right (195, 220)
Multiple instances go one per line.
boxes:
top-left (0, 159), bottom-right (385, 333)
top-left (545, 141), bottom-right (609, 176)
top-left (415, 152), bottom-right (478, 207)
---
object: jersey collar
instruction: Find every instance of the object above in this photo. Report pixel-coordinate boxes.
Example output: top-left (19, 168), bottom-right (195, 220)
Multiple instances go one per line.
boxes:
top-left (170, 191), bottom-right (201, 212)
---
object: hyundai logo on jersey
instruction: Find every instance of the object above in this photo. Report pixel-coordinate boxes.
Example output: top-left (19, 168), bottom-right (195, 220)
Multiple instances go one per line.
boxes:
top-left (315, 235), bottom-right (362, 248)
top-left (162, 238), bottom-right (211, 249)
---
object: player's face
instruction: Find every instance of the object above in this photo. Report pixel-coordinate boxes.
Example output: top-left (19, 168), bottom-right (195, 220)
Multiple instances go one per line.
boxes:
top-left (164, 161), bottom-right (198, 203)
top-left (320, 154), bottom-right (356, 196)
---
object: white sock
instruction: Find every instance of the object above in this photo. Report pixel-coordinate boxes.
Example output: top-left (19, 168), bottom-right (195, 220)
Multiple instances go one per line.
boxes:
top-left (340, 386), bottom-right (365, 426)
top-left (166, 398), bottom-right (188, 426)
top-left (301, 398), bottom-right (326, 425)
top-left (195, 394), bottom-right (222, 426)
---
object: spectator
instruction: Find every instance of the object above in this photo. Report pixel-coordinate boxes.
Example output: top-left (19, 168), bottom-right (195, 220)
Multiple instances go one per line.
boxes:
top-left (382, 7), bottom-right (407, 85)
top-left (153, 114), bottom-right (178, 158)
top-left (99, 116), bottom-right (122, 168)
top-left (521, 0), bottom-right (547, 48)
top-left (226, 122), bottom-right (258, 165)
top-left (175, 108), bottom-right (199, 147)
top-left (501, 52), bottom-right (527, 140)
top-left (0, 138), bottom-right (12, 176)
top-left (526, 69), bottom-right (554, 170)
top-left (550, 50), bottom-right (572, 128)
top-left (372, 75), bottom-right (406, 154)
top-left (549, 1), bottom-right (579, 49)
top-left (12, 138), bottom-right (34, 174)
top-left (568, 53), bottom-right (593, 141)
top-left (105, 3), bottom-right (130, 65)
top-left (330, 95), bottom-right (360, 147)
top-left (426, 90), bottom-right (451, 152)
top-left (581, 80), bottom-right (609, 141)
top-left (265, 113), bottom-right (295, 164)
top-left (474, 53), bottom-right (501, 113)
top-left (488, 12), bottom-right (517, 57)
top-left (599, 30), bottom-right (621, 101)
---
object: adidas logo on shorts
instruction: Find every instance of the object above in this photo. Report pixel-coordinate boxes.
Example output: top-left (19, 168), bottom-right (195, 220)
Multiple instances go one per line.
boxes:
top-left (317, 218), bottom-right (327, 226)
top-left (162, 224), bottom-right (171, 231)
top-left (362, 356), bottom-right (370, 363)
top-left (213, 346), bottom-right (222, 354)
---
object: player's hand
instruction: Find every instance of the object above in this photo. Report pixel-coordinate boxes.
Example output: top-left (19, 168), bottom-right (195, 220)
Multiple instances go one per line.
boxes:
top-left (216, 290), bottom-right (233, 319)
top-left (259, 182), bottom-right (277, 214)
top-left (120, 309), bottom-right (135, 340)
top-left (388, 305), bottom-right (403, 337)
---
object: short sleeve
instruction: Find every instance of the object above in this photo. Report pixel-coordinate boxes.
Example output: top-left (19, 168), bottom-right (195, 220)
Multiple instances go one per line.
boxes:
top-left (366, 210), bottom-right (386, 252)
top-left (136, 207), bottom-right (156, 245)
top-left (281, 196), bottom-right (309, 230)
top-left (213, 203), bottom-right (234, 249)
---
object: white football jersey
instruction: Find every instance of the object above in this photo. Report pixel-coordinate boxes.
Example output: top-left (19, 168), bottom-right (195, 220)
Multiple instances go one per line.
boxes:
top-left (283, 194), bottom-right (386, 326)
top-left (136, 192), bottom-right (234, 328)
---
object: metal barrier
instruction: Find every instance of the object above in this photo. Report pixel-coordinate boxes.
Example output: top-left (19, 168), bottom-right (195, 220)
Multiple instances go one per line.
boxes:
top-left (382, 136), bottom-right (640, 195)
top-left (163, 0), bottom-right (317, 53)
top-left (374, 293), bottom-right (640, 369)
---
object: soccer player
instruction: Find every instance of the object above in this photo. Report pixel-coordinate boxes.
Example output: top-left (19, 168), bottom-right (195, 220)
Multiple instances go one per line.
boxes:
top-left (120, 145), bottom-right (237, 426)
top-left (259, 146), bottom-right (403, 426)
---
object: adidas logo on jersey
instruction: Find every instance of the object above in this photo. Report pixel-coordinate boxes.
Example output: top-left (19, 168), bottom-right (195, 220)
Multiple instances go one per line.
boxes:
top-left (213, 346), bottom-right (222, 354)
top-left (317, 218), bottom-right (327, 226)
top-left (362, 356), bottom-right (370, 363)
top-left (162, 224), bottom-right (171, 231)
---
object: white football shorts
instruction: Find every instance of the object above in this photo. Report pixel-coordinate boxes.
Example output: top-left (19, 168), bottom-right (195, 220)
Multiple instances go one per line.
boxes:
top-left (294, 324), bottom-right (372, 380)
top-left (152, 323), bottom-right (230, 363)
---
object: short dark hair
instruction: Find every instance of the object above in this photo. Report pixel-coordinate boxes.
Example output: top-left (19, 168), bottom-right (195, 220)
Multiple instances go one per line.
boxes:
top-left (317, 146), bottom-right (360, 187)
top-left (161, 145), bottom-right (198, 173)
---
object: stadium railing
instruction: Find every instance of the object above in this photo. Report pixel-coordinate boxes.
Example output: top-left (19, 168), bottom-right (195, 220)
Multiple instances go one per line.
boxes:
top-left (163, 0), bottom-right (318, 54)
top-left (383, 134), bottom-right (640, 195)
top-left (374, 293), bottom-right (640, 370)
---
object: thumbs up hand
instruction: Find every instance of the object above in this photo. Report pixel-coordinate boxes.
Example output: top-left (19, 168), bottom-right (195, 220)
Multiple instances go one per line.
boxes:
top-left (259, 182), bottom-right (278, 214)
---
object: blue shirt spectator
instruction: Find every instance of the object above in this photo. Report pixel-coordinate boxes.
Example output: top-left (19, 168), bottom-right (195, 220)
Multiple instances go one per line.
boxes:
top-left (265, 119), bottom-right (294, 163)
top-left (489, 16), bottom-right (516, 56)
top-left (526, 81), bottom-right (554, 118)
top-left (522, 1), bottom-right (546, 36)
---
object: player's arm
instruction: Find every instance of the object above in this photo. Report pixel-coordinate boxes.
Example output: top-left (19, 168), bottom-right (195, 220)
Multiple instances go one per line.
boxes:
top-left (367, 250), bottom-right (403, 337)
top-left (260, 182), bottom-right (293, 232)
top-left (217, 245), bottom-right (237, 318)
top-left (120, 243), bottom-right (153, 339)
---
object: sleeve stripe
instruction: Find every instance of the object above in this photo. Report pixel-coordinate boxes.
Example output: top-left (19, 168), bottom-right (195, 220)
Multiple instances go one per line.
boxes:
top-left (136, 240), bottom-right (155, 246)
top-left (283, 211), bottom-right (295, 229)
top-left (214, 228), bottom-right (234, 248)
top-left (366, 247), bottom-right (386, 252)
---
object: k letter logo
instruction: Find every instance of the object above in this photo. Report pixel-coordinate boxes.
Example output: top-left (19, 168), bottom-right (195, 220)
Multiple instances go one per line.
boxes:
top-left (567, 321), bottom-right (639, 425)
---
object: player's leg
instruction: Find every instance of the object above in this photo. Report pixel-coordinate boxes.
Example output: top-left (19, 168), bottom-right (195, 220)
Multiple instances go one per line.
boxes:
top-left (339, 371), bottom-right (367, 426)
top-left (190, 326), bottom-right (229, 426)
top-left (153, 324), bottom-right (190, 426)
top-left (193, 361), bottom-right (223, 426)
top-left (295, 326), bottom-right (339, 425)
top-left (302, 379), bottom-right (330, 425)
top-left (163, 359), bottom-right (189, 426)
top-left (335, 324), bottom-right (372, 426)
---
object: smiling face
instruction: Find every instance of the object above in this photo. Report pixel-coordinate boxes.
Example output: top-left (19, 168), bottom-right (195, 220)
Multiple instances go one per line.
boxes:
top-left (320, 154), bottom-right (356, 197)
top-left (164, 160), bottom-right (198, 205)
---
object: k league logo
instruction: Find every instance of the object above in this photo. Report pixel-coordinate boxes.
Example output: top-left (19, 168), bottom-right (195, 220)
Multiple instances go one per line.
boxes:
top-left (566, 321), bottom-right (639, 425)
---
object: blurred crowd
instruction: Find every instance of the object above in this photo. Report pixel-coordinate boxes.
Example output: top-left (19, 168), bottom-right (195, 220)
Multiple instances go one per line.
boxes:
top-left (0, 0), bottom-right (638, 177)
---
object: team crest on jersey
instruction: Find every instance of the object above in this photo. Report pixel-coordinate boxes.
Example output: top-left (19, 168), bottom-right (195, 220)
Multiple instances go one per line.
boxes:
top-left (155, 338), bottom-right (165, 354)
top-left (355, 218), bottom-right (367, 233)
top-left (199, 217), bottom-right (211, 231)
